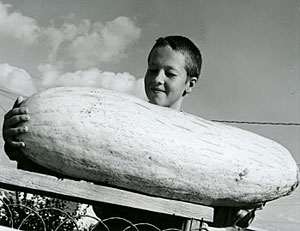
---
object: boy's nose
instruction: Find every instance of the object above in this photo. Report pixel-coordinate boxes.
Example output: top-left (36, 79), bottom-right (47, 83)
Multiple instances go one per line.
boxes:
top-left (154, 71), bottom-right (165, 85)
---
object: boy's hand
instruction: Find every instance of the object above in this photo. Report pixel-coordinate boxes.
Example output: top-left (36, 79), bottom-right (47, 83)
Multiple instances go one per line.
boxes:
top-left (2, 97), bottom-right (60, 175)
top-left (2, 96), bottom-right (29, 161)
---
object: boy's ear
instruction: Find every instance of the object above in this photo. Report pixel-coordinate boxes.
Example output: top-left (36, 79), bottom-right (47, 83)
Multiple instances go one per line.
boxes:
top-left (185, 77), bottom-right (198, 94)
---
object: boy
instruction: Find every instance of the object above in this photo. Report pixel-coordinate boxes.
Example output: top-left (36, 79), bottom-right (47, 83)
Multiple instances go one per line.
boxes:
top-left (2, 35), bottom-right (258, 230)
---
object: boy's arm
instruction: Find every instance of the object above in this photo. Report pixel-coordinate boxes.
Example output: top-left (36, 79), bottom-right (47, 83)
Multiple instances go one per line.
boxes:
top-left (213, 205), bottom-right (264, 228)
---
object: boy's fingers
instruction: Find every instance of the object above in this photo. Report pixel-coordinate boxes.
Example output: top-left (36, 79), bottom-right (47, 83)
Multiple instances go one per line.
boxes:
top-left (4, 114), bottom-right (30, 127)
top-left (4, 107), bottom-right (29, 120)
top-left (5, 137), bottom-right (25, 148)
top-left (3, 127), bottom-right (28, 140)
top-left (13, 96), bottom-right (24, 108)
top-left (8, 140), bottom-right (25, 148)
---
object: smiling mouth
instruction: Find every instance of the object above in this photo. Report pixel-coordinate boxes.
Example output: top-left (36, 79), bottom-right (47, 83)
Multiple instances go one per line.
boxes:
top-left (151, 88), bottom-right (165, 93)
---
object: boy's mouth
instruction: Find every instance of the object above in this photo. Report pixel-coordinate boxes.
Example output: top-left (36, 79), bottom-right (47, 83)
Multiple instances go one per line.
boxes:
top-left (151, 87), bottom-right (165, 93)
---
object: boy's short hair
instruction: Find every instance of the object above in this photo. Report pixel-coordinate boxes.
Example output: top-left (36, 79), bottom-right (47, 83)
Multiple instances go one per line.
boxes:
top-left (148, 35), bottom-right (202, 79)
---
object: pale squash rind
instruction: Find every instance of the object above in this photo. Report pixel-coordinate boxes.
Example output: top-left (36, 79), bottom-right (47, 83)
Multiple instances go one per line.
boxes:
top-left (18, 87), bottom-right (299, 207)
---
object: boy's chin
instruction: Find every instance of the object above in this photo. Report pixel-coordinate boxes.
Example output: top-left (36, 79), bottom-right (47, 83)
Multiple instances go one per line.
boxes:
top-left (148, 97), bottom-right (168, 107)
top-left (149, 98), bottom-right (170, 107)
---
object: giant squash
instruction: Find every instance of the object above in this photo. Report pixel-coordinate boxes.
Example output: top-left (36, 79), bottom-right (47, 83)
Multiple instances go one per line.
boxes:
top-left (18, 87), bottom-right (299, 207)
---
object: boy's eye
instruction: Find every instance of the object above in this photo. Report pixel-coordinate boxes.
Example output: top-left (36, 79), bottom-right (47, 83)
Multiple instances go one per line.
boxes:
top-left (165, 72), bottom-right (176, 78)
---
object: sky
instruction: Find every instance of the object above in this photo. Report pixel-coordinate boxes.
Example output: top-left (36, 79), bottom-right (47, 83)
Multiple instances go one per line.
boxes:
top-left (0, 0), bottom-right (299, 230)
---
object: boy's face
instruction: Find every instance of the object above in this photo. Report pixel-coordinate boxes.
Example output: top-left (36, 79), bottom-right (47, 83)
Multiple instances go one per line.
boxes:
top-left (144, 45), bottom-right (190, 110)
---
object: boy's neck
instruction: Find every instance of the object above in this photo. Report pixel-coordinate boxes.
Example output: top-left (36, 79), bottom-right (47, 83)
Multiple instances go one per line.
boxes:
top-left (148, 98), bottom-right (184, 111)
top-left (168, 98), bottom-right (183, 111)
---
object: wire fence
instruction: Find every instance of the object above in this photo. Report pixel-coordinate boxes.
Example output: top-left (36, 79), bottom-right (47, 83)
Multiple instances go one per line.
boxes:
top-left (0, 194), bottom-right (208, 231)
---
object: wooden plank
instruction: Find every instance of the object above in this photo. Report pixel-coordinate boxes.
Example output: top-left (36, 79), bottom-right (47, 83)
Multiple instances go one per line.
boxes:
top-left (0, 226), bottom-right (23, 231)
top-left (0, 167), bottom-right (213, 221)
top-left (182, 219), bottom-right (257, 231)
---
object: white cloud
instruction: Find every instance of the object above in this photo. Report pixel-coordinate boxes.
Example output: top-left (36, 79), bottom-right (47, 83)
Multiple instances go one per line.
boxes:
top-left (0, 2), bottom-right (40, 45)
top-left (0, 1), bottom-right (144, 99)
top-left (47, 16), bottom-right (142, 69)
top-left (0, 62), bottom-right (146, 100)
top-left (0, 63), bottom-right (37, 96)
top-left (44, 23), bottom-right (79, 61)
top-left (38, 64), bottom-right (146, 100)
top-left (0, 1), bottom-right (141, 70)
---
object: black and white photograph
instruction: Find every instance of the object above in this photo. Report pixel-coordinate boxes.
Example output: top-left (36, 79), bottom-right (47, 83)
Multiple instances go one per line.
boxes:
top-left (0, 0), bottom-right (299, 230)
